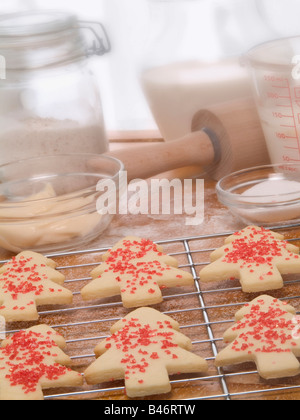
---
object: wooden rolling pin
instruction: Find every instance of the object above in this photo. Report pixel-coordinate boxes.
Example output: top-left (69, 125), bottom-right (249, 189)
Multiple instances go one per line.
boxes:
top-left (105, 97), bottom-right (270, 181)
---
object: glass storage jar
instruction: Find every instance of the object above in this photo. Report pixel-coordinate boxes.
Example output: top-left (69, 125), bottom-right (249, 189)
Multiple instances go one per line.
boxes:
top-left (0, 10), bottom-right (110, 165)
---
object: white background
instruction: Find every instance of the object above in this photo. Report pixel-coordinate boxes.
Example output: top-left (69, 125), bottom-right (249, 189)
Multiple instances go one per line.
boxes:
top-left (2, 0), bottom-right (300, 132)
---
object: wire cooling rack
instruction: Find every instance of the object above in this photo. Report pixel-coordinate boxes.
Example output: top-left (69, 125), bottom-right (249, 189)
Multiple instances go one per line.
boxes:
top-left (3, 224), bottom-right (300, 401)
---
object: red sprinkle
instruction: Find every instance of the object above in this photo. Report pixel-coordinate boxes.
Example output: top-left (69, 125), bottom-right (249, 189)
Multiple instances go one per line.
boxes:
top-left (103, 318), bottom-right (179, 384)
top-left (96, 239), bottom-right (180, 299)
top-left (0, 255), bottom-right (65, 313)
top-left (230, 297), bottom-right (297, 354)
top-left (221, 227), bottom-right (299, 283)
top-left (0, 329), bottom-right (73, 395)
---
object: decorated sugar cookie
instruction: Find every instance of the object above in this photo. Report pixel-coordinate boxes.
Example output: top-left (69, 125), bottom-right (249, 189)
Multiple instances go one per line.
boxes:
top-left (199, 226), bottom-right (300, 293)
top-left (0, 251), bottom-right (73, 322)
top-left (81, 237), bottom-right (194, 308)
top-left (215, 295), bottom-right (300, 379)
top-left (84, 307), bottom-right (208, 398)
top-left (0, 325), bottom-right (83, 400)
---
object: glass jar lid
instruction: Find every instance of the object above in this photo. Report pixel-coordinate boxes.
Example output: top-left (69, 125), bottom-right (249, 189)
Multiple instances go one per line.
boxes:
top-left (0, 10), bottom-right (77, 37)
top-left (0, 10), bottom-right (110, 70)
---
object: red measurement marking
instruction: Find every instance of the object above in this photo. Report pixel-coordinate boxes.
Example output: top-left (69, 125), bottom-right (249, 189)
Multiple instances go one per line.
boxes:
top-left (286, 82), bottom-right (300, 158)
top-left (295, 87), bottom-right (300, 99)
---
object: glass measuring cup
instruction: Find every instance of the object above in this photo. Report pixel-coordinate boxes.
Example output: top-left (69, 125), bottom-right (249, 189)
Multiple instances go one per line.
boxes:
top-left (246, 36), bottom-right (300, 169)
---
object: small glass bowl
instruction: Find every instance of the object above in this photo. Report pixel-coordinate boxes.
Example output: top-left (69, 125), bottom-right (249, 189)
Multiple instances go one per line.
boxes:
top-left (0, 154), bottom-right (124, 254)
top-left (216, 164), bottom-right (300, 226)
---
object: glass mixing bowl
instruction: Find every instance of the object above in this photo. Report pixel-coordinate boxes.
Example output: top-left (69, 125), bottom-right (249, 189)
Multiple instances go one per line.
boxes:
top-left (216, 164), bottom-right (300, 226)
top-left (0, 154), bottom-right (124, 254)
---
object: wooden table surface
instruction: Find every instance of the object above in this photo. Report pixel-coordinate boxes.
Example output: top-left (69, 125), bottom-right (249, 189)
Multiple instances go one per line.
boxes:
top-left (2, 135), bottom-right (300, 400)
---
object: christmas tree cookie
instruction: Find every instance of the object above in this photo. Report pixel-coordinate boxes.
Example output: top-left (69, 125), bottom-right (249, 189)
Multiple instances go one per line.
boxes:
top-left (199, 226), bottom-right (300, 293)
top-left (215, 295), bottom-right (300, 379)
top-left (84, 307), bottom-right (208, 398)
top-left (81, 236), bottom-right (194, 308)
top-left (0, 251), bottom-right (73, 322)
top-left (0, 325), bottom-right (83, 400)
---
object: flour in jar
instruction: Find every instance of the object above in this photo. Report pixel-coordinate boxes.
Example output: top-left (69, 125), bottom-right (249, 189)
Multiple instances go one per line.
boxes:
top-left (0, 117), bottom-right (108, 165)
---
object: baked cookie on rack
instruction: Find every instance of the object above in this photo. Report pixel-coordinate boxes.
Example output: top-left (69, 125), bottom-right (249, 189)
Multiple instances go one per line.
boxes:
top-left (215, 295), bottom-right (300, 379)
top-left (81, 236), bottom-right (194, 308)
top-left (84, 307), bottom-right (208, 398)
top-left (0, 324), bottom-right (83, 400)
top-left (199, 226), bottom-right (300, 293)
top-left (0, 251), bottom-right (73, 322)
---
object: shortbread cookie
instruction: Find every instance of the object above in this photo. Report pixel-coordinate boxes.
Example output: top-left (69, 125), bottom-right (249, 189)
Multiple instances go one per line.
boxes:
top-left (199, 226), bottom-right (300, 293)
top-left (0, 325), bottom-right (83, 400)
top-left (84, 307), bottom-right (208, 398)
top-left (0, 251), bottom-right (73, 322)
top-left (81, 237), bottom-right (194, 308)
top-left (215, 295), bottom-right (300, 379)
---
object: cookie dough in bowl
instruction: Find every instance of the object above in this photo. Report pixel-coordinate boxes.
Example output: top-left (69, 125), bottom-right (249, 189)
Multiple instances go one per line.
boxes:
top-left (0, 154), bottom-right (124, 253)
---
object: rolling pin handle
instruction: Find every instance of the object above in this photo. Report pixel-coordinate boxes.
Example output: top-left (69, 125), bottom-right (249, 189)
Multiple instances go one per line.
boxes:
top-left (102, 97), bottom-right (269, 181)
top-left (106, 129), bottom-right (216, 181)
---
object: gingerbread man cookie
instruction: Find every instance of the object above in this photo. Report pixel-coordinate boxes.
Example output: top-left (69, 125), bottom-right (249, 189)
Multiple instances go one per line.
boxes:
top-left (81, 237), bottom-right (194, 308)
top-left (84, 307), bottom-right (208, 398)
top-left (0, 325), bottom-right (83, 400)
top-left (215, 295), bottom-right (300, 379)
top-left (0, 251), bottom-right (73, 322)
top-left (199, 226), bottom-right (300, 293)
